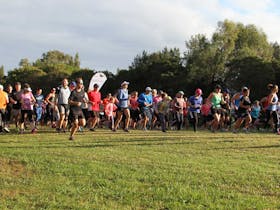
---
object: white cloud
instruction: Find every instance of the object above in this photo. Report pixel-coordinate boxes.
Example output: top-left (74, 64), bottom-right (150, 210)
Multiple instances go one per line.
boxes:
top-left (0, 0), bottom-right (280, 73)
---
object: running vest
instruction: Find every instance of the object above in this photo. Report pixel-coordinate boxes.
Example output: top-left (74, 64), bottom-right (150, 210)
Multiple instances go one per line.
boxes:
top-left (211, 93), bottom-right (222, 109)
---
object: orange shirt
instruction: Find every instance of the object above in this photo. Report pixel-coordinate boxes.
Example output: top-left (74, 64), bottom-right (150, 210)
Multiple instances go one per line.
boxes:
top-left (0, 90), bottom-right (8, 109)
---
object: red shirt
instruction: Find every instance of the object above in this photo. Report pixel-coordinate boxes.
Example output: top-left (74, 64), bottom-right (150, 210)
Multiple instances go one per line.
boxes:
top-left (129, 97), bottom-right (139, 110)
top-left (88, 90), bottom-right (101, 111)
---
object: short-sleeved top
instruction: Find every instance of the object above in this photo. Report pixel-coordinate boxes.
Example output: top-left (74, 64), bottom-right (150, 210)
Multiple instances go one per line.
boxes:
top-left (69, 89), bottom-right (86, 112)
top-left (116, 88), bottom-right (129, 108)
top-left (189, 95), bottom-right (203, 113)
top-left (138, 93), bottom-right (153, 108)
top-left (88, 90), bottom-right (101, 111)
top-left (129, 97), bottom-right (139, 110)
top-left (11, 90), bottom-right (23, 109)
top-left (0, 90), bottom-right (8, 109)
top-left (58, 86), bottom-right (71, 105)
top-left (21, 92), bottom-right (34, 110)
top-left (251, 105), bottom-right (261, 119)
top-left (35, 94), bottom-right (44, 108)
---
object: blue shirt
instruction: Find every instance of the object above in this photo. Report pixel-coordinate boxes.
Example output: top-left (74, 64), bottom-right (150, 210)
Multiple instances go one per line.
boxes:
top-left (250, 105), bottom-right (260, 119)
top-left (117, 88), bottom-right (129, 108)
top-left (189, 95), bottom-right (203, 113)
top-left (137, 93), bottom-right (153, 108)
top-left (35, 94), bottom-right (44, 107)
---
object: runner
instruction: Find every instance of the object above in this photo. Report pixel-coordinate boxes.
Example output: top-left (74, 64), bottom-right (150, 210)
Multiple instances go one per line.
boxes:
top-left (188, 88), bottom-right (203, 132)
top-left (56, 78), bottom-right (71, 132)
top-left (265, 85), bottom-right (279, 133)
top-left (233, 87), bottom-right (252, 133)
top-left (5, 84), bottom-right (13, 128)
top-left (113, 81), bottom-right (130, 132)
top-left (207, 85), bottom-right (224, 132)
top-left (45, 87), bottom-right (58, 128)
top-left (19, 85), bottom-right (36, 134)
top-left (0, 84), bottom-right (9, 133)
top-left (10, 82), bottom-right (23, 129)
top-left (34, 88), bottom-right (44, 129)
top-left (88, 83), bottom-right (101, 131)
top-left (172, 91), bottom-right (185, 130)
top-left (129, 91), bottom-right (140, 129)
top-left (68, 78), bottom-right (87, 140)
top-left (157, 93), bottom-right (171, 132)
top-left (104, 96), bottom-right (117, 130)
top-left (138, 87), bottom-right (153, 130)
top-left (220, 88), bottom-right (231, 131)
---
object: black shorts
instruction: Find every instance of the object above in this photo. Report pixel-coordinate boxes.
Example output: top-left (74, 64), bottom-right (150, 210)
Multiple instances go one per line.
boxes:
top-left (69, 109), bottom-right (85, 121)
top-left (130, 109), bottom-right (141, 121)
top-left (211, 107), bottom-right (222, 115)
top-left (237, 111), bottom-right (250, 119)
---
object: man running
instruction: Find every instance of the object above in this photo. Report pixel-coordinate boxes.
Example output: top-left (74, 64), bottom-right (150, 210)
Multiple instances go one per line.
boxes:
top-left (68, 78), bottom-right (86, 140)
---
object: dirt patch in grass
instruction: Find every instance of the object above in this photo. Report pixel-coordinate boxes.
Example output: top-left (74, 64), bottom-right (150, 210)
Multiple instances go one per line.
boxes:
top-left (0, 157), bottom-right (30, 177)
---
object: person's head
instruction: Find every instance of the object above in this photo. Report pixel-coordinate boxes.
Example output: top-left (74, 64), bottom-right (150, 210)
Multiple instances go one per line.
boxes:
top-left (76, 78), bottom-right (84, 89)
top-left (215, 84), bottom-right (222, 93)
top-left (242, 86), bottom-right (249, 94)
top-left (253, 100), bottom-right (259, 106)
top-left (0, 84), bottom-right (3, 91)
top-left (195, 88), bottom-right (202, 96)
top-left (24, 87), bottom-right (32, 93)
top-left (242, 87), bottom-right (250, 96)
top-left (152, 89), bottom-right (157, 96)
top-left (93, 83), bottom-right (99, 90)
top-left (271, 84), bottom-right (278, 93)
top-left (69, 81), bottom-right (77, 90)
top-left (177, 91), bottom-right (184, 97)
top-left (131, 91), bottom-right (138, 97)
top-left (62, 78), bottom-right (69, 87)
top-left (51, 87), bottom-right (56, 94)
top-left (145, 87), bottom-right (152, 94)
top-left (121, 81), bottom-right (129, 89)
top-left (6, 84), bottom-right (13, 93)
top-left (106, 93), bottom-right (112, 98)
top-left (109, 96), bottom-right (115, 103)
top-left (15, 82), bottom-right (21, 91)
top-left (223, 88), bottom-right (230, 96)
top-left (267, 83), bottom-right (273, 91)
top-left (36, 88), bottom-right (42, 95)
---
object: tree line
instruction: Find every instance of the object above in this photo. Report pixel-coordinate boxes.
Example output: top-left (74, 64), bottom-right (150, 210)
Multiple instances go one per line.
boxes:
top-left (1, 19), bottom-right (280, 100)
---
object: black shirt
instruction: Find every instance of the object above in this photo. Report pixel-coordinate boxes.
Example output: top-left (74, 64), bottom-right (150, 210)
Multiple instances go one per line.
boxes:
top-left (69, 89), bottom-right (85, 112)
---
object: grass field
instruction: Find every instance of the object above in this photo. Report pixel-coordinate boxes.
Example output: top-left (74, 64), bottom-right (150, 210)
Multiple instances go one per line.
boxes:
top-left (0, 129), bottom-right (279, 209)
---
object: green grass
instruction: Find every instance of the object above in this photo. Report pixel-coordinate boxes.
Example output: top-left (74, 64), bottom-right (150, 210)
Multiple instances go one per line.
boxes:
top-left (0, 129), bottom-right (279, 209)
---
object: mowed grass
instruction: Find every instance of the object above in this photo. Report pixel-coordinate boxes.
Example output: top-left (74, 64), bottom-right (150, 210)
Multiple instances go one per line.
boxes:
top-left (0, 129), bottom-right (279, 209)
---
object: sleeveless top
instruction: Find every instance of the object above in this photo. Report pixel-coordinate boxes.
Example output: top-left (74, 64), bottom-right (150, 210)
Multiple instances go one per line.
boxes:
top-left (211, 93), bottom-right (222, 109)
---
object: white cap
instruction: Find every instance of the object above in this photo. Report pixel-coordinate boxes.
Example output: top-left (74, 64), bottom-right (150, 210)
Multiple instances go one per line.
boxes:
top-left (121, 81), bottom-right (130, 86)
top-left (145, 87), bottom-right (152, 91)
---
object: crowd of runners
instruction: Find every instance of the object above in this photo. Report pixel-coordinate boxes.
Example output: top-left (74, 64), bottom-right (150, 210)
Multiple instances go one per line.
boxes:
top-left (0, 78), bottom-right (279, 140)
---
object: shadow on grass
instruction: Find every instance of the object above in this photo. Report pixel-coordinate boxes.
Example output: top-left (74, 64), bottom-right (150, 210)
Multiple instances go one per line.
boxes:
top-left (0, 140), bottom-right (203, 149)
top-left (211, 144), bottom-right (280, 150)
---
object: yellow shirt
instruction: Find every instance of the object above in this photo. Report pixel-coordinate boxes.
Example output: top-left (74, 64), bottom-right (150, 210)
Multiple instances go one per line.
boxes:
top-left (0, 90), bottom-right (8, 109)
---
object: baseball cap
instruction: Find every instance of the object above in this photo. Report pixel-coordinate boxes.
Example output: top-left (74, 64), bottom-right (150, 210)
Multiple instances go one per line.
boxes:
top-left (145, 87), bottom-right (152, 91)
top-left (70, 81), bottom-right (77, 87)
top-left (121, 81), bottom-right (129, 86)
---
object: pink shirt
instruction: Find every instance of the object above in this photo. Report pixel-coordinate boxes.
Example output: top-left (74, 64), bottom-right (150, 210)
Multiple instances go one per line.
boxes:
top-left (105, 102), bottom-right (117, 117)
top-left (21, 92), bottom-right (34, 110)
top-left (129, 97), bottom-right (139, 110)
top-left (88, 90), bottom-right (101, 111)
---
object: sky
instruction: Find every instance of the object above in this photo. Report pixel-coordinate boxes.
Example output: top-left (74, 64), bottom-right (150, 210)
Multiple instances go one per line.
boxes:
top-left (1, 0), bottom-right (280, 74)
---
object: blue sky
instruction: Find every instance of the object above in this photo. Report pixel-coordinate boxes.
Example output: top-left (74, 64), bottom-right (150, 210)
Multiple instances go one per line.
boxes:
top-left (1, 0), bottom-right (280, 74)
